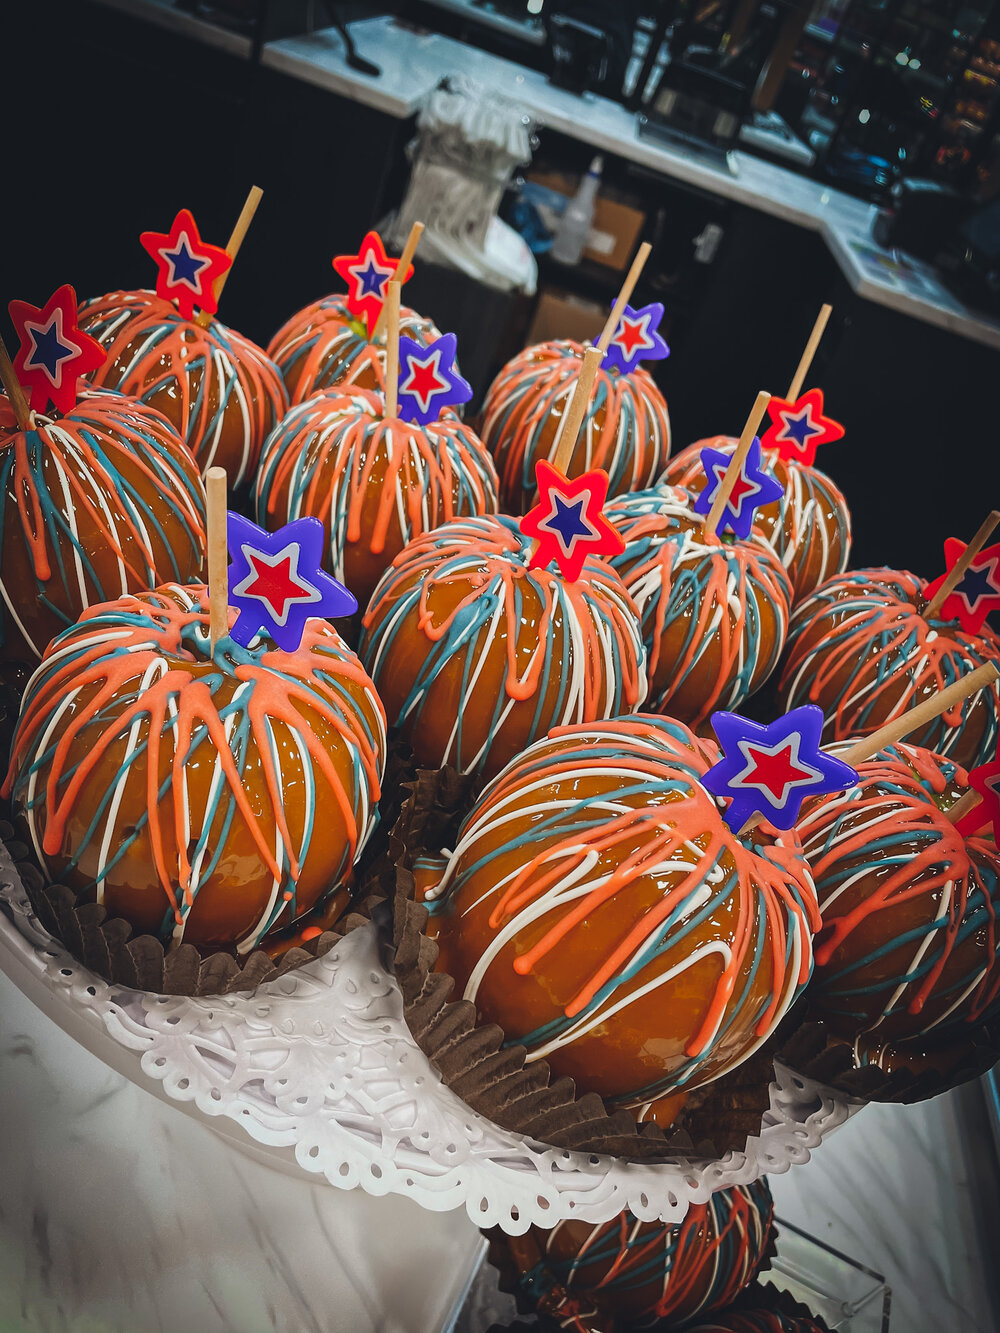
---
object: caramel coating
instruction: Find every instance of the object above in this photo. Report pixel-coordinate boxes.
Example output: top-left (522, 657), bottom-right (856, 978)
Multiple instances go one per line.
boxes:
top-left (4, 585), bottom-right (386, 953)
top-left (0, 390), bottom-right (205, 665)
top-left (665, 435), bottom-right (852, 603)
top-left (508, 1177), bottom-right (773, 1328)
top-left (481, 339), bottom-right (671, 513)
top-left (780, 567), bottom-right (1000, 770)
top-left (267, 294), bottom-right (446, 405)
top-left (79, 289), bottom-right (288, 485)
top-left (605, 486), bottom-right (791, 728)
top-left (797, 743), bottom-right (1000, 1042)
top-left (360, 515), bottom-right (646, 779)
top-left (421, 716), bottom-right (819, 1108)
top-left (255, 388), bottom-right (498, 611)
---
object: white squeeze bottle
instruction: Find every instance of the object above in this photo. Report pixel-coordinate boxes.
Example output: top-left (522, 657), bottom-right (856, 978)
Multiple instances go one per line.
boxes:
top-left (551, 154), bottom-right (603, 265)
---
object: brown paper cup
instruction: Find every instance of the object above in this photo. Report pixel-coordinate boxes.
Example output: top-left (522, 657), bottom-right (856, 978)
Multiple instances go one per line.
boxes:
top-left (776, 1010), bottom-right (1000, 1105)
top-left (385, 762), bottom-right (779, 1162)
top-left (0, 718), bottom-right (420, 999)
top-left (714, 1279), bottom-right (835, 1331)
top-left (2, 813), bottom-right (380, 996)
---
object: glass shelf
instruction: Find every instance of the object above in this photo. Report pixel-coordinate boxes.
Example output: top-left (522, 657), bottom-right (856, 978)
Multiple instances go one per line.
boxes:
top-left (771, 1215), bottom-right (893, 1332)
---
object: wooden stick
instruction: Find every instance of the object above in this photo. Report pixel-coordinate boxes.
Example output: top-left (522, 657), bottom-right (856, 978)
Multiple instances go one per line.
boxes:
top-left (545, 240), bottom-right (651, 478)
top-left (946, 788), bottom-right (982, 827)
top-left (596, 241), bottom-right (653, 354)
top-left (738, 660), bottom-right (1000, 836)
top-left (840, 662), bottom-right (1000, 767)
top-left (0, 333), bottom-right (32, 431)
top-left (195, 185), bottom-right (264, 328)
top-left (924, 510), bottom-right (1000, 621)
top-left (371, 221), bottom-right (425, 341)
top-left (703, 389), bottom-right (771, 536)
top-left (552, 346), bottom-right (604, 475)
top-left (787, 302), bottom-right (832, 400)
top-left (206, 466), bottom-right (229, 653)
top-left (383, 280), bottom-right (401, 420)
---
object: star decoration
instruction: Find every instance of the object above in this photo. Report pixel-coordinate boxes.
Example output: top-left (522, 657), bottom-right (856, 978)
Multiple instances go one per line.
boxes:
top-left (8, 284), bottom-right (106, 415)
top-left (332, 231), bottom-right (412, 330)
top-left (226, 513), bottom-right (357, 651)
top-left (395, 332), bottom-right (472, 425)
top-left (954, 759), bottom-right (1000, 842)
top-left (759, 387), bottom-right (844, 466)
top-left (601, 302), bottom-right (670, 375)
top-left (520, 459), bottom-right (624, 582)
top-left (923, 538), bottom-right (1000, 633)
top-left (139, 208), bottom-right (232, 320)
top-left (702, 705), bottom-right (858, 833)
top-left (692, 436), bottom-right (783, 539)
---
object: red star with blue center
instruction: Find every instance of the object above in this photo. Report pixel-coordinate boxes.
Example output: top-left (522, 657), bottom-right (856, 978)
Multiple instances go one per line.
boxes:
top-left (226, 513), bottom-right (357, 651)
top-left (332, 231), bottom-right (412, 331)
top-left (760, 387), bottom-right (844, 466)
top-left (395, 332), bottom-right (471, 425)
top-left (601, 301), bottom-right (670, 375)
top-left (520, 460), bottom-right (624, 582)
top-left (692, 436), bottom-right (783, 539)
top-left (923, 538), bottom-right (1000, 634)
top-left (702, 705), bottom-right (858, 832)
top-left (8, 285), bottom-right (106, 415)
top-left (139, 209), bottom-right (232, 321)
top-left (954, 759), bottom-right (1000, 842)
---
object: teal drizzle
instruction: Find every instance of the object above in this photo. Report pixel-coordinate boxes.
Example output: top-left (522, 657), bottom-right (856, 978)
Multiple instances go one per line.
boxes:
top-left (782, 568), bottom-right (1000, 768)
top-left (79, 293), bottom-right (287, 483)
top-left (803, 743), bottom-right (1000, 1031)
top-left (429, 717), bottom-right (816, 1099)
top-left (253, 392), bottom-right (498, 593)
top-left (269, 293), bottom-right (441, 399)
top-left (605, 489), bottom-right (789, 719)
top-left (0, 392), bottom-right (205, 655)
top-left (519, 1176), bottom-right (772, 1317)
top-left (482, 342), bottom-right (666, 511)
top-left (359, 515), bottom-right (643, 777)
top-left (8, 593), bottom-right (383, 948)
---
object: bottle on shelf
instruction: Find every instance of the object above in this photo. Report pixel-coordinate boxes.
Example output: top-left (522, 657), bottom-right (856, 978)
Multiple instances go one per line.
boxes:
top-left (551, 154), bottom-right (603, 265)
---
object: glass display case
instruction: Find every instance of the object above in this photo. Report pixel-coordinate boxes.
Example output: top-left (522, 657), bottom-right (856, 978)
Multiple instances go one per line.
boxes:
top-left (784, 0), bottom-right (998, 199)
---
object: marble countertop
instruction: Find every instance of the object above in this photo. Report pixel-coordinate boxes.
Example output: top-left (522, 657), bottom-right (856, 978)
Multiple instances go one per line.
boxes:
top-left (259, 15), bottom-right (1000, 352)
top-left (0, 968), bottom-right (483, 1333)
top-left (4, 959), bottom-right (998, 1332)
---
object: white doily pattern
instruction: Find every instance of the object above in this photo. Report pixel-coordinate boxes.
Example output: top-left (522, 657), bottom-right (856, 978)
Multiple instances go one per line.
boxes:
top-left (0, 849), bottom-right (863, 1232)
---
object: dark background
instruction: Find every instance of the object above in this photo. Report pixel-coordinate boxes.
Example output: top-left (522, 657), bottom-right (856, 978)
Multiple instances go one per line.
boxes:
top-left (3, 0), bottom-right (997, 581)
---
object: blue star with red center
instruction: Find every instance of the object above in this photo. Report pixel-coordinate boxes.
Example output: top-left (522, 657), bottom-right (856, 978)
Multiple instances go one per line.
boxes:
top-left (760, 387), bottom-right (844, 466)
top-left (163, 236), bottom-right (210, 289)
top-left (140, 208), bottom-right (232, 321)
top-left (954, 758), bottom-right (1000, 842)
top-left (25, 320), bottom-right (74, 380)
top-left (395, 332), bottom-right (472, 426)
top-left (8, 284), bottom-right (106, 415)
top-left (332, 231), bottom-right (412, 331)
top-left (520, 460), bottom-right (624, 582)
top-left (692, 436), bottom-right (783, 539)
top-left (226, 513), bottom-right (357, 652)
top-left (544, 492), bottom-right (594, 551)
top-left (601, 302), bottom-right (670, 375)
top-left (702, 705), bottom-right (858, 833)
top-left (355, 256), bottom-right (390, 297)
top-left (923, 538), bottom-right (1000, 633)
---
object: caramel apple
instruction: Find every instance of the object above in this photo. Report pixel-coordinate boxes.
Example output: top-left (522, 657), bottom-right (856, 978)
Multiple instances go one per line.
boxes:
top-left (4, 584), bottom-right (386, 953)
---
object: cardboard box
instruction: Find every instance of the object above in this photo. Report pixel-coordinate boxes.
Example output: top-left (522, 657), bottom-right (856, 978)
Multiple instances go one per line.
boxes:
top-left (525, 286), bottom-right (606, 346)
top-left (522, 169), bottom-right (646, 271)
